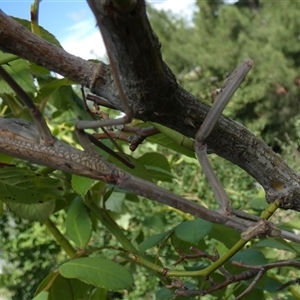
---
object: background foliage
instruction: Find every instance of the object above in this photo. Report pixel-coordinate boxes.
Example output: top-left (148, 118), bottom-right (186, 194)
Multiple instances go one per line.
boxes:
top-left (0, 1), bottom-right (300, 299)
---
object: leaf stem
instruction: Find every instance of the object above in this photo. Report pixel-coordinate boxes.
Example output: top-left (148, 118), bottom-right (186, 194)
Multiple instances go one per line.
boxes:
top-left (44, 218), bottom-right (77, 258)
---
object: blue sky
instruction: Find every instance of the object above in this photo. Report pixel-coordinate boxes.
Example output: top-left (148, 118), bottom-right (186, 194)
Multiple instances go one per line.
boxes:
top-left (0, 1), bottom-right (197, 59)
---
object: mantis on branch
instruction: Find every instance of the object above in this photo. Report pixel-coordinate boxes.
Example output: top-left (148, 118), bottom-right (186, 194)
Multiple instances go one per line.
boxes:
top-left (1, 58), bottom-right (298, 245)
top-left (0, 62), bottom-right (248, 229)
top-left (0, 0), bottom-right (298, 245)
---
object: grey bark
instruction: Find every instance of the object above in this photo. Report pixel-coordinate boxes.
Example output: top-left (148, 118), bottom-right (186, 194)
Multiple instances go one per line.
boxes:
top-left (0, 1), bottom-right (299, 211)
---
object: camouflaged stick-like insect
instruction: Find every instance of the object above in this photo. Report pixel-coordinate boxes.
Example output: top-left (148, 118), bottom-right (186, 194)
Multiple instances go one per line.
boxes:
top-left (195, 59), bottom-right (253, 214)
top-left (0, 61), bottom-right (255, 232)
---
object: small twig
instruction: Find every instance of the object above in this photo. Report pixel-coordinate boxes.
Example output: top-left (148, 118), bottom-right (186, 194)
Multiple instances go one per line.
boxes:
top-left (86, 93), bottom-right (117, 110)
top-left (277, 278), bottom-right (300, 291)
top-left (235, 268), bottom-right (265, 300)
top-left (232, 259), bottom-right (300, 270)
top-left (80, 87), bottom-right (134, 168)
top-left (175, 269), bottom-right (259, 297)
top-left (92, 125), bottom-right (159, 151)
top-left (173, 247), bottom-right (219, 266)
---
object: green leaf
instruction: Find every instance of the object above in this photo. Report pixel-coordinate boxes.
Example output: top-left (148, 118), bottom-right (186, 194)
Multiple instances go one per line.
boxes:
top-left (255, 238), bottom-right (298, 253)
top-left (248, 196), bottom-right (269, 211)
top-left (175, 219), bottom-right (212, 244)
top-left (71, 175), bottom-right (98, 199)
top-left (156, 288), bottom-right (175, 300)
top-left (35, 271), bottom-right (58, 296)
top-left (0, 58), bottom-right (36, 93)
top-left (138, 152), bottom-right (173, 182)
top-left (90, 287), bottom-right (109, 300)
top-left (35, 78), bottom-right (74, 105)
top-left (231, 249), bottom-right (267, 265)
top-left (143, 214), bottom-right (166, 232)
top-left (32, 291), bottom-right (49, 300)
top-left (209, 223), bottom-right (241, 248)
top-left (109, 154), bottom-right (153, 182)
top-left (7, 201), bottom-right (55, 222)
top-left (0, 167), bottom-right (64, 204)
top-left (59, 257), bottom-right (134, 290)
top-left (105, 191), bottom-right (126, 213)
top-left (139, 230), bottom-right (171, 252)
top-left (66, 197), bottom-right (92, 248)
top-left (35, 272), bottom-right (94, 300)
top-left (48, 274), bottom-right (74, 300)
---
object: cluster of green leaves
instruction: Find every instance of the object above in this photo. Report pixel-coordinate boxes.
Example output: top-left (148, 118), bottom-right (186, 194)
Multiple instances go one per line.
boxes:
top-left (0, 1), bottom-right (300, 299)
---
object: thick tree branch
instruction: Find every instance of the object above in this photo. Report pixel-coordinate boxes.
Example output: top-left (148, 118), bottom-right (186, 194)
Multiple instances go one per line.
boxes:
top-left (0, 2), bottom-right (300, 211)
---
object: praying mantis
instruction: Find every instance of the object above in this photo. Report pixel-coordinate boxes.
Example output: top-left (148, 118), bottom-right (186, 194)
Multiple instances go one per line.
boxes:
top-left (0, 1), bottom-right (298, 244)
top-left (0, 60), bottom-right (250, 229)
top-left (2, 57), bottom-right (297, 244)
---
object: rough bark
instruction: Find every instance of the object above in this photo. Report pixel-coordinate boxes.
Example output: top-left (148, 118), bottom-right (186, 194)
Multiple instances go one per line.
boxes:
top-left (0, 1), bottom-right (300, 211)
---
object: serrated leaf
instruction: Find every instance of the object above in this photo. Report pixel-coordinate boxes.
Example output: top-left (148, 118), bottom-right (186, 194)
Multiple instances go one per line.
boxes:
top-left (66, 197), bottom-right (92, 248)
top-left (139, 230), bottom-right (171, 252)
top-left (7, 201), bottom-right (55, 222)
top-left (71, 175), bottom-right (97, 198)
top-left (59, 257), bottom-right (133, 290)
top-left (0, 167), bottom-right (64, 204)
top-left (175, 219), bottom-right (212, 244)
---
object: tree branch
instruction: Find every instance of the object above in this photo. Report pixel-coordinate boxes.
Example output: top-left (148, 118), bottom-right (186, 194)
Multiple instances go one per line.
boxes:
top-left (0, 2), bottom-right (300, 211)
